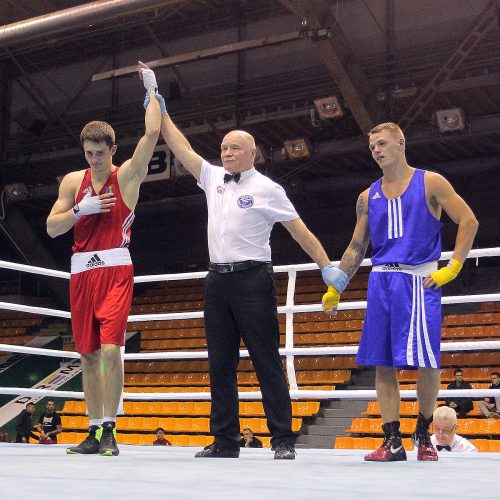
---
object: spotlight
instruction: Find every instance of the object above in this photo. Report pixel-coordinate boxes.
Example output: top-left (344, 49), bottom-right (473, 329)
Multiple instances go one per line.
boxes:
top-left (4, 183), bottom-right (29, 201)
top-left (283, 138), bottom-right (311, 159)
top-left (435, 108), bottom-right (465, 133)
top-left (314, 96), bottom-right (343, 120)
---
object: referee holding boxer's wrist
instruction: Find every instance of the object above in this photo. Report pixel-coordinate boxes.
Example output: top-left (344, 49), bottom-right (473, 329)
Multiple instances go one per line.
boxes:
top-left (138, 65), bottom-right (343, 460)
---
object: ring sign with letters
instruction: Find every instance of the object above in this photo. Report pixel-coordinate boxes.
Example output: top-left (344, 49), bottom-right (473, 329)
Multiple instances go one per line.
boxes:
top-left (145, 144), bottom-right (171, 182)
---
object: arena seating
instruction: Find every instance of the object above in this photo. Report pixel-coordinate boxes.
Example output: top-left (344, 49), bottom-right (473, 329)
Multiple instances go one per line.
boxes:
top-left (0, 311), bottom-right (44, 355)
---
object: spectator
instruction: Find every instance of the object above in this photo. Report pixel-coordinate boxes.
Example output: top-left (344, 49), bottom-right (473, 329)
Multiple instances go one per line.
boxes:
top-left (36, 400), bottom-right (62, 444)
top-left (477, 371), bottom-right (500, 418)
top-left (431, 406), bottom-right (477, 452)
top-left (152, 427), bottom-right (172, 446)
top-left (15, 402), bottom-right (39, 443)
top-left (0, 430), bottom-right (11, 442)
top-left (445, 368), bottom-right (473, 418)
top-left (240, 428), bottom-right (263, 448)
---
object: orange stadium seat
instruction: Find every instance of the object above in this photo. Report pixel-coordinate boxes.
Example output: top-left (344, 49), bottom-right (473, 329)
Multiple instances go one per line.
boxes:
top-left (142, 417), bottom-right (160, 432)
top-left (489, 441), bottom-right (500, 452)
top-left (347, 418), bottom-right (372, 434)
top-left (191, 418), bottom-right (210, 432)
top-left (471, 439), bottom-right (491, 452)
top-left (334, 436), bottom-right (354, 449)
top-left (177, 401), bottom-right (195, 415)
top-left (193, 402), bottom-right (211, 415)
top-left (352, 437), bottom-right (375, 449)
top-left (173, 418), bottom-right (192, 432)
top-left (172, 435), bottom-right (190, 446)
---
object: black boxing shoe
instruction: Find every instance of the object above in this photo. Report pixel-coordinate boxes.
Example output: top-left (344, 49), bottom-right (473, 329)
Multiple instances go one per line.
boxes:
top-left (195, 442), bottom-right (240, 458)
top-left (412, 413), bottom-right (438, 462)
top-left (99, 421), bottom-right (119, 456)
top-left (272, 442), bottom-right (296, 460)
top-left (66, 425), bottom-right (100, 455)
top-left (364, 421), bottom-right (407, 462)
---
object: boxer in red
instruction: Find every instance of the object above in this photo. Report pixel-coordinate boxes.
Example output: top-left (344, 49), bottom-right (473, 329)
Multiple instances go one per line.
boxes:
top-left (47, 67), bottom-right (161, 456)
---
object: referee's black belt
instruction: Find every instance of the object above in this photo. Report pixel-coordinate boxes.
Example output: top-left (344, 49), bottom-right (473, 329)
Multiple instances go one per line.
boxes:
top-left (208, 260), bottom-right (271, 274)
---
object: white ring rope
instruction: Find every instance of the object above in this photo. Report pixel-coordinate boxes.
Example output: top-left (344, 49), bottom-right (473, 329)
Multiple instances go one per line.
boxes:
top-left (0, 259), bottom-right (69, 279)
top-left (0, 301), bottom-right (71, 319)
top-left (0, 387), bottom-right (499, 401)
top-left (0, 293), bottom-right (499, 321)
top-left (2, 340), bottom-right (500, 360)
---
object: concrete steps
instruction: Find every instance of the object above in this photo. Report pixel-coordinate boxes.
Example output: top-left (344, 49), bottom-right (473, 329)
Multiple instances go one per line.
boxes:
top-left (296, 368), bottom-right (376, 448)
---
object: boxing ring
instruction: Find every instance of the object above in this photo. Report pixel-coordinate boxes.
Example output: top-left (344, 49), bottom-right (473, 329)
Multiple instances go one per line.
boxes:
top-left (0, 248), bottom-right (500, 499)
top-left (1, 443), bottom-right (499, 499)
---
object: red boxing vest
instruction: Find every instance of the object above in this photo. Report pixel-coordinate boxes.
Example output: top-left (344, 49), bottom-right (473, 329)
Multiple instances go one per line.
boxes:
top-left (72, 167), bottom-right (135, 253)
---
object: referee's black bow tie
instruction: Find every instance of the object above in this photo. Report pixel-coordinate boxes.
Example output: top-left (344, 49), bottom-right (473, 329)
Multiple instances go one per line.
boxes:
top-left (224, 172), bottom-right (241, 184)
top-left (436, 445), bottom-right (451, 451)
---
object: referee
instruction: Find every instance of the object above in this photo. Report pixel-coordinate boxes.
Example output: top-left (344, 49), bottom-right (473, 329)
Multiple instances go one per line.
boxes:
top-left (141, 68), bottom-right (347, 460)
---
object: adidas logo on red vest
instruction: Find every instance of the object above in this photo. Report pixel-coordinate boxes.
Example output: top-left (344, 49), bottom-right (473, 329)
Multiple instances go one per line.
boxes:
top-left (86, 254), bottom-right (105, 268)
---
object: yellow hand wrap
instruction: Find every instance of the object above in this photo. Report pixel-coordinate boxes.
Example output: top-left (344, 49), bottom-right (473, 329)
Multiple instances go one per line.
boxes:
top-left (429, 258), bottom-right (463, 287)
top-left (322, 285), bottom-right (340, 311)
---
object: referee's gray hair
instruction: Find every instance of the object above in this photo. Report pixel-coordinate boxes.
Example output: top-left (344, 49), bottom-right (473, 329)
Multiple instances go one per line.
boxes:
top-left (433, 405), bottom-right (458, 425)
top-left (224, 130), bottom-right (256, 151)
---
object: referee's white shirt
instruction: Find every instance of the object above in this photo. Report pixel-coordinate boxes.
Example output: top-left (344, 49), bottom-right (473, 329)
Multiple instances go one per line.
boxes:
top-left (198, 161), bottom-right (298, 263)
top-left (430, 434), bottom-right (478, 452)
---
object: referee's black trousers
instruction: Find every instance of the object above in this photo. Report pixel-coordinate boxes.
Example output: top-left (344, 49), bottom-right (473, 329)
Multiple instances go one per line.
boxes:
top-left (204, 264), bottom-right (295, 449)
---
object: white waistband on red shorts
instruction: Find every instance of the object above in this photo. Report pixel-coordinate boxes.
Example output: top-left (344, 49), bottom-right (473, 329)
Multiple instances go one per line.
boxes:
top-left (71, 247), bottom-right (132, 275)
top-left (371, 261), bottom-right (438, 277)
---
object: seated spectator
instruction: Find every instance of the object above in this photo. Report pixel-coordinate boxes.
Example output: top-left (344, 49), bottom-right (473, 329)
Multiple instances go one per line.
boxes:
top-left (36, 400), bottom-right (62, 444)
top-left (152, 427), bottom-right (172, 446)
top-left (444, 368), bottom-right (473, 418)
top-left (431, 406), bottom-right (477, 452)
top-left (240, 428), bottom-right (263, 448)
top-left (15, 402), bottom-right (39, 443)
top-left (0, 430), bottom-right (10, 442)
top-left (477, 371), bottom-right (500, 418)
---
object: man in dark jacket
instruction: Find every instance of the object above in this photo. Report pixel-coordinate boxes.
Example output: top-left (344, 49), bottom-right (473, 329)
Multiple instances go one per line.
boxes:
top-left (15, 402), bottom-right (39, 443)
top-left (445, 368), bottom-right (473, 418)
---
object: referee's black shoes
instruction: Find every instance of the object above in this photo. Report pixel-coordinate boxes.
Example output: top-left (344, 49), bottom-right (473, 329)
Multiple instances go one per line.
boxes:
top-left (272, 442), bottom-right (296, 460)
top-left (195, 442), bottom-right (240, 458)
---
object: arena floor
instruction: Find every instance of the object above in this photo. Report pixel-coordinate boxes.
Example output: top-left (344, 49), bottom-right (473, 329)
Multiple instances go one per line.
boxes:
top-left (1, 444), bottom-right (499, 499)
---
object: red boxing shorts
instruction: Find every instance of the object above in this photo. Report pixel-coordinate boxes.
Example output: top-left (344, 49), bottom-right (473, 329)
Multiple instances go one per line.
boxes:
top-left (70, 249), bottom-right (134, 354)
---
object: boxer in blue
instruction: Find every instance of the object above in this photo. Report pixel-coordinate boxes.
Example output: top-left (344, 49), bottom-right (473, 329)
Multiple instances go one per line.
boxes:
top-left (322, 122), bottom-right (478, 461)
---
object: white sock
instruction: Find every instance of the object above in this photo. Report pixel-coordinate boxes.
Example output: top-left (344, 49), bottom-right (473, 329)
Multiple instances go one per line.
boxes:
top-left (89, 419), bottom-right (103, 427)
top-left (103, 417), bottom-right (116, 424)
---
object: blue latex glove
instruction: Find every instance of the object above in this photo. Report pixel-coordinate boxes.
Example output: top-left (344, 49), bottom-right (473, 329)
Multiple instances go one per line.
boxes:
top-left (144, 92), bottom-right (167, 114)
top-left (321, 265), bottom-right (349, 293)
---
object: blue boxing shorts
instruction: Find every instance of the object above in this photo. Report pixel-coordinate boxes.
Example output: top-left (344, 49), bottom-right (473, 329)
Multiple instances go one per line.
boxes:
top-left (356, 262), bottom-right (442, 369)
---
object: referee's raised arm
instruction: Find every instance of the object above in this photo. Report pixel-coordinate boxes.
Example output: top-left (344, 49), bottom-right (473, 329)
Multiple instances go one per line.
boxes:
top-left (138, 61), bottom-right (203, 182)
top-left (159, 112), bottom-right (204, 182)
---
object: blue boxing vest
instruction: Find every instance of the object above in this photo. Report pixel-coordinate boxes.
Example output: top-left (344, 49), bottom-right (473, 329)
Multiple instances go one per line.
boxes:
top-left (368, 169), bottom-right (442, 266)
